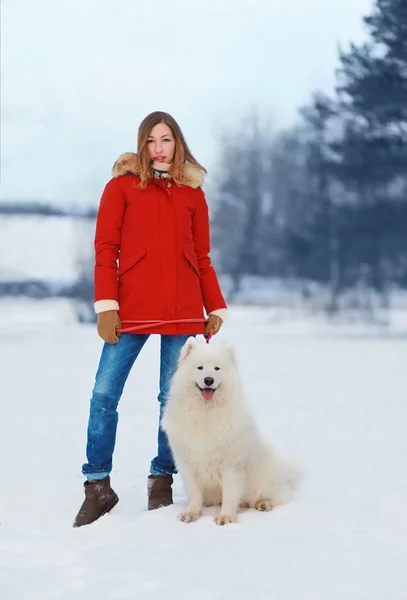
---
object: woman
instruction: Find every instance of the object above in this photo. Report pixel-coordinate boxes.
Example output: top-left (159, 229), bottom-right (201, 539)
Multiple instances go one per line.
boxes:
top-left (74, 111), bottom-right (227, 527)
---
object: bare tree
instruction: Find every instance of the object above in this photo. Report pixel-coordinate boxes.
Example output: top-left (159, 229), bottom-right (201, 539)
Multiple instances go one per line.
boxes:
top-left (212, 113), bottom-right (271, 300)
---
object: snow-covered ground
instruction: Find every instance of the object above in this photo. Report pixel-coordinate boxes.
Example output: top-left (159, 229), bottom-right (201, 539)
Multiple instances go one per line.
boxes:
top-left (1, 304), bottom-right (406, 599)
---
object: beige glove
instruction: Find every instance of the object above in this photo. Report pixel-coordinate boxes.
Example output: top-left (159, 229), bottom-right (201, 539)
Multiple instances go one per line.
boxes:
top-left (96, 310), bottom-right (122, 344)
top-left (204, 314), bottom-right (223, 338)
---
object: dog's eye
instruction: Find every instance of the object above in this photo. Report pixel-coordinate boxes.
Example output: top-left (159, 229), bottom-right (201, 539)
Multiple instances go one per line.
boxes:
top-left (214, 367), bottom-right (220, 371)
top-left (197, 366), bottom-right (203, 370)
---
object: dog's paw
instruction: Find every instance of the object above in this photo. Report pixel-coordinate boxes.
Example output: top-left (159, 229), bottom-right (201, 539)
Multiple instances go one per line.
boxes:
top-left (179, 511), bottom-right (201, 523)
top-left (254, 499), bottom-right (273, 512)
top-left (214, 514), bottom-right (235, 526)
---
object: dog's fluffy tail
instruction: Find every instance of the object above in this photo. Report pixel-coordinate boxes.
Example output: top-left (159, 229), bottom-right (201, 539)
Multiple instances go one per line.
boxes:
top-left (281, 458), bottom-right (303, 491)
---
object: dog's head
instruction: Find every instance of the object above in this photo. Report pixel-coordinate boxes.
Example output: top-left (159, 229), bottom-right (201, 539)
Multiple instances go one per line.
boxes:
top-left (177, 337), bottom-right (237, 402)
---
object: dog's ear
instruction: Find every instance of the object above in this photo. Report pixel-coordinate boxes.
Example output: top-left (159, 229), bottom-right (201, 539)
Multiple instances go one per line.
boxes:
top-left (179, 336), bottom-right (198, 362)
top-left (225, 342), bottom-right (237, 365)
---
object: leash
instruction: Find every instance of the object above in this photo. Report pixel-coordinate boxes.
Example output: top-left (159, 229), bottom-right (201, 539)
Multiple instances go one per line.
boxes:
top-left (117, 318), bottom-right (213, 343)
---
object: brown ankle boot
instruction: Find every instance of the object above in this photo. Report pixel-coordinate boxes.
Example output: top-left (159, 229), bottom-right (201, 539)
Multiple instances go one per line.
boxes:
top-left (73, 476), bottom-right (119, 527)
top-left (147, 475), bottom-right (173, 510)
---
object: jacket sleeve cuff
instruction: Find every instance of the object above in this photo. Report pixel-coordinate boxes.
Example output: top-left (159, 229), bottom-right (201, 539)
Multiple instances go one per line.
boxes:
top-left (94, 299), bottom-right (120, 314)
top-left (208, 308), bottom-right (228, 323)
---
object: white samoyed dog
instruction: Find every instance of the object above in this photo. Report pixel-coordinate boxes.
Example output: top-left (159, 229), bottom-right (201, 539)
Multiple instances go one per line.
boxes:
top-left (161, 337), bottom-right (299, 526)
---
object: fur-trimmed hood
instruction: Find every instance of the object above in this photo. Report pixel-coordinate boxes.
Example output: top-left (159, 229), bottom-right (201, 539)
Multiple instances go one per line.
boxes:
top-left (112, 152), bottom-right (204, 189)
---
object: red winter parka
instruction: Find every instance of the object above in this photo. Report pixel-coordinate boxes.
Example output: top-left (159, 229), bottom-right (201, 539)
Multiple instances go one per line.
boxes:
top-left (93, 153), bottom-right (227, 335)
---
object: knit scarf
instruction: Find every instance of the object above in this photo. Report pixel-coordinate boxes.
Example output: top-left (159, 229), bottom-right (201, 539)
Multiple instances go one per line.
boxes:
top-left (151, 160), bottom-right (171, 179)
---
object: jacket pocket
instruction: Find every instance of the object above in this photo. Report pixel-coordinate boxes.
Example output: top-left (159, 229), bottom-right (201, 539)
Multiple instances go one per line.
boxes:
top-left (183, 248), bottom-right (200, 277)
top-left (118, 247), bottom-right (146, 278)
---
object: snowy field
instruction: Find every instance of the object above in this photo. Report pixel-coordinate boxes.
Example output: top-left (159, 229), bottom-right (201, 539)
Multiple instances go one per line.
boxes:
top-left (1, 303), bottom-right (406, 600)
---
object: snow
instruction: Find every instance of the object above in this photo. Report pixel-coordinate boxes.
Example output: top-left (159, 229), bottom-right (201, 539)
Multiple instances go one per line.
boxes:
top-left (1, 304), bottom-right (407, 599)
top-left (0, 215), bottom-right (94, 282)
top-left (0, 216), bottom-right (78, 281)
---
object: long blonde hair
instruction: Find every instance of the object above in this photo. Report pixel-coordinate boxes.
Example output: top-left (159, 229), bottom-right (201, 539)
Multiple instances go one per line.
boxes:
top-left (137, 111), bottom-right (206, 188)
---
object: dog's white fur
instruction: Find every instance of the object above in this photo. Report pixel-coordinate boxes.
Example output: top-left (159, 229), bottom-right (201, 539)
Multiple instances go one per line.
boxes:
top-left (161, 337), bottom-right (299, 525)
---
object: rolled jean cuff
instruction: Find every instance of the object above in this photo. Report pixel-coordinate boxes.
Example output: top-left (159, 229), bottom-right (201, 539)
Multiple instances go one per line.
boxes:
top-left (149, 463), bottom-right (177, 477)
top-left (85, 472), bottom-right (110, 482)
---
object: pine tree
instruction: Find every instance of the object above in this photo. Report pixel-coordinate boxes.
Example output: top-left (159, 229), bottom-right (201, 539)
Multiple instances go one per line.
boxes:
top-left (333, 0), bottom-right (407, 290)
top-left (336, 0), bottom-right (407, 187)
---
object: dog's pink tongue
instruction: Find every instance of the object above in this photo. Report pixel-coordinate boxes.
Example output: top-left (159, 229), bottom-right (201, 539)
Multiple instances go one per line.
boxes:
top-left (202, 388), bottom-right (215, 401)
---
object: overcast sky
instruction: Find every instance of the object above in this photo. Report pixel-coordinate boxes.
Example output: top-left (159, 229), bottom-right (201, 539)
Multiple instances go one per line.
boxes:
top-left (1, 0), bottom-right (373, 206)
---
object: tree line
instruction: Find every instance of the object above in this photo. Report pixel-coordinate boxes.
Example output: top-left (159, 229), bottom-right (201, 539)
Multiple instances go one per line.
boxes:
top-left (212, 0), bottom-right (407, 308)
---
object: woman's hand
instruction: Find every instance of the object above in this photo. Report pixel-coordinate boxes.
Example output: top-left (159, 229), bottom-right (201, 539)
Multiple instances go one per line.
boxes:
top-left (204, 314), bottom-right (223, 338)
top-left (97, 310), bottom-right (122, 344)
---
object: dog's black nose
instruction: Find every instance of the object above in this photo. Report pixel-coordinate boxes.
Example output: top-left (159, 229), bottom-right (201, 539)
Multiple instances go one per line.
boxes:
top-left (204, 377), bottom-right (214, 387)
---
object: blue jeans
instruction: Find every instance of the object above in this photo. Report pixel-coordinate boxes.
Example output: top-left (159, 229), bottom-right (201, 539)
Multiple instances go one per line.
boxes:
top-left (82, 333), bottom-right (191, 481)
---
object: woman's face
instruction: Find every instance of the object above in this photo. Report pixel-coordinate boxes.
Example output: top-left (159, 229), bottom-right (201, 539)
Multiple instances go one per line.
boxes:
top-left (147, 123), bottom-right (175, 164)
